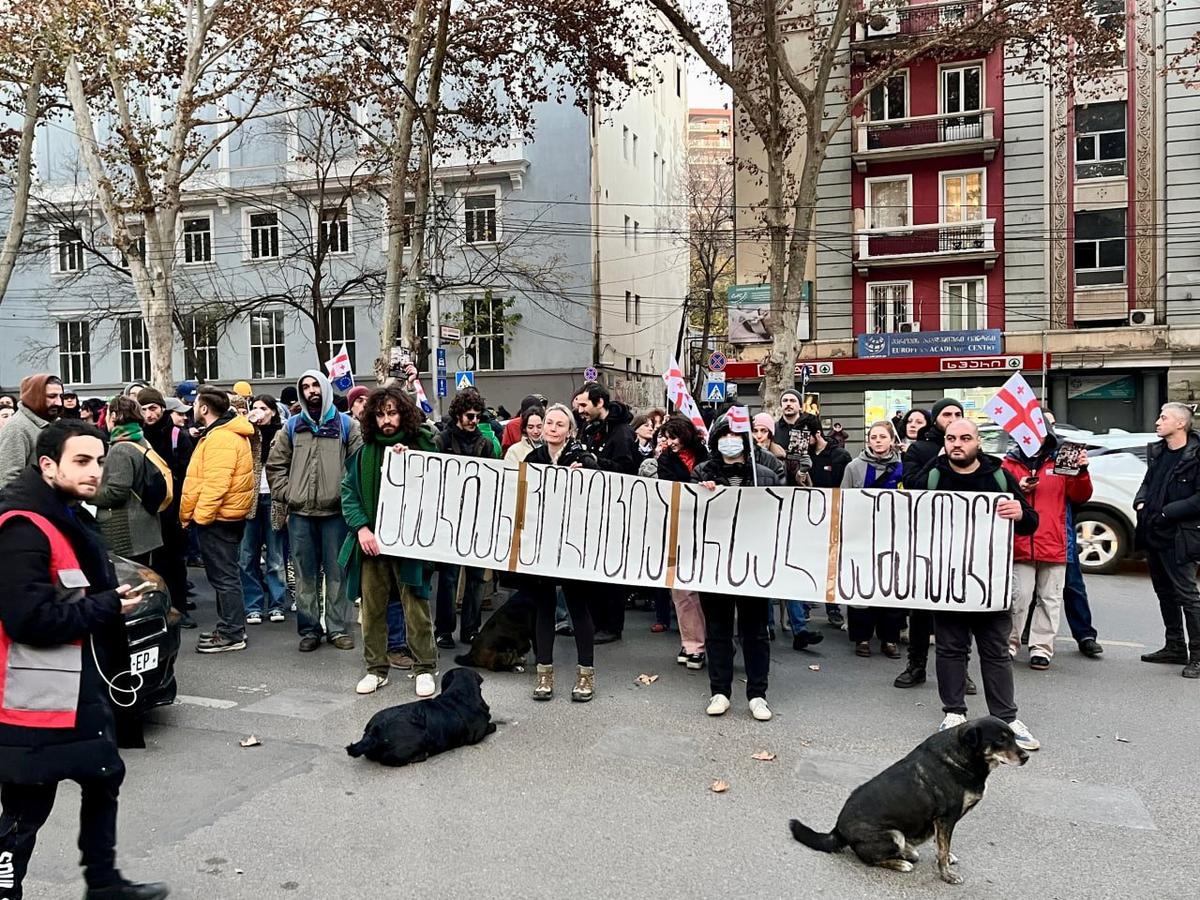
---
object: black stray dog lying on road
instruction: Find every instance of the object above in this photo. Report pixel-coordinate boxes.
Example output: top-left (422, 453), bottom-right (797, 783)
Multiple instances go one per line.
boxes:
top-left (455, 589), bottom-right (536, 672)
top-left (789, 716), bottom-right (1028, 884)
top-left (346, 668), bottom-right (496, 766)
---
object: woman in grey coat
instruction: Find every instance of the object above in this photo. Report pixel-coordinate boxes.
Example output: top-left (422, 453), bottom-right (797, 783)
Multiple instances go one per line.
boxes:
top-left (93, 395), bottom-right (164, 561)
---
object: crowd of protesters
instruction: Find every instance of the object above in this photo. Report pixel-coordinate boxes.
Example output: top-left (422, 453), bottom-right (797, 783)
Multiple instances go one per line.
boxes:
top-left (0, 370), bottom-right (1197, 740)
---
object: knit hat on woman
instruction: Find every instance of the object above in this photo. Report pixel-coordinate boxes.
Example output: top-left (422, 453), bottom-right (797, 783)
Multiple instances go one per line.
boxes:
top-left (752, 413), bottom-right (776, 433)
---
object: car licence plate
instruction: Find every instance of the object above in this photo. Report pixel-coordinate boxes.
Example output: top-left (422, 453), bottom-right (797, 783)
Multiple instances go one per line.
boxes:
top-left (130, 647), bottom-right (159, 675)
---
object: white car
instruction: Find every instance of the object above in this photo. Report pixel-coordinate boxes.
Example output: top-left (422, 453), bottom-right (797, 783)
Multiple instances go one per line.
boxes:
top-left (1074, 451), bottom-right (1145, 575)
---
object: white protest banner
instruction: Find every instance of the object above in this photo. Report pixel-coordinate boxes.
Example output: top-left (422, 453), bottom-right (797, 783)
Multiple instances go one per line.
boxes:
top-left (374, 452), bottom-right (1014, 611)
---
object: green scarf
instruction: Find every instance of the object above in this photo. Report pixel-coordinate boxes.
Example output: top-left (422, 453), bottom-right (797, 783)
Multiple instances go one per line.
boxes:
top-left (110, 422), bottom-right (144, 443)
top-left (358, 430), bottom-right (415, 523)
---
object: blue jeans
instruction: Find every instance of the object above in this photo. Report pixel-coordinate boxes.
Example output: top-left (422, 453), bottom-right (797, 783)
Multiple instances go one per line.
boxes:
top-left (1062, 556), bottom-right (1097, 642)
top-left (786, 600), bottom-right (811, 632)
top-left (387, 596), bottom-right (408, 651)
top-left (239, 496), bottom-right (287, 615)
top-left (289, 513), bottom-right (351, 638)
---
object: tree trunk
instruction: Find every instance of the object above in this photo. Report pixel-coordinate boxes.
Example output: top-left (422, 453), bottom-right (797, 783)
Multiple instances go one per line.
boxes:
top-left (375, 0), bottom-right (432, 383)
top-left (0, 52), bottom-right (46, 307)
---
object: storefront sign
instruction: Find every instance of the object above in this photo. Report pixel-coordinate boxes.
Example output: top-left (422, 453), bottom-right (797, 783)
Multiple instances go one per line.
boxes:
top-left (727, 282), bottom-right (812, 344)
top-left (857, 329), bottom-right (1003, 359)
top-left (1067, 375), bottom-right (1136, 400)
top-left (940, 356), bottom-right (1024, 372)
top-left (723, 353), bottom-right (1047, 381)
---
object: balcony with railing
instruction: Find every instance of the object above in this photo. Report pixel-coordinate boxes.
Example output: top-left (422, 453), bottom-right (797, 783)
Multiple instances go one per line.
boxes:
top-left (854, 218), bottom-right (998, 271)
top-left (852, 109), bottom-right (998, 171)
top-left (852, 0), bottom-right (994, 50)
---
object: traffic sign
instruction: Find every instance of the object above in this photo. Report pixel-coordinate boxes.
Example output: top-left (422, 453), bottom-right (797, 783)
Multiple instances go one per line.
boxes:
top-left (583, 365), bottom-right (598, 382)
top-left (708, 351), bottom-right (727, 372)
top-left (454, 371), bottom-right (475, 391)
top-left (705, 371), bottom-right (726, 383)
top-left (440, 325), bottom-right (462, 341)
top-left (436, 377), bottom-right (448, 397)
top-left (436, 348), bottom-right (447, 369)
top-left (704, 382), bottom-right (727, 402)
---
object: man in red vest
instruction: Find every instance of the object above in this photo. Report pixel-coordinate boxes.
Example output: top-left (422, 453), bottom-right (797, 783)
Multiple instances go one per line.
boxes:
top-left (0, 420), bottom-right (167, 900)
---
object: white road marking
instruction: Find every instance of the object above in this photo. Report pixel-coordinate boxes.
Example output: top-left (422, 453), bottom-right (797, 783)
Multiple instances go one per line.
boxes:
top-left (175, 694), bottom-right (239, 709)
top-left (1053, 637), bottom-right (1146, 648)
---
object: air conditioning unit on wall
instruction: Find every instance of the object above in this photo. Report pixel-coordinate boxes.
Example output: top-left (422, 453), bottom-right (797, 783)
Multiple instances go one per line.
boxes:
top-left (898, 321), bottom-right (921, 332)
top-left (1129, 308), bottom-right (1156, 327)
top-left (866, 9), bottom-right (900, 36)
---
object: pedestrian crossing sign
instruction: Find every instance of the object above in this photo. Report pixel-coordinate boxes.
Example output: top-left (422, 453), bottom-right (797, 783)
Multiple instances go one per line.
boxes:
top-left (704, 381), bottom-right (726, 402)
top-left (455, 371), bottom-right (475, 391)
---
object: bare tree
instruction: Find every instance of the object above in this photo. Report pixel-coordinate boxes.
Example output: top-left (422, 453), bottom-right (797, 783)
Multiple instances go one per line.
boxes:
top-left (646, 0), bottom-right (1122, 406)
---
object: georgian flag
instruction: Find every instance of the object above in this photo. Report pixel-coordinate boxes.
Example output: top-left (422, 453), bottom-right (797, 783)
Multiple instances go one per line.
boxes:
top-left (726, 405), bottom-right (751, 434)
top-left (326, 344), bottom-right (354, 393)
top-left (987, 372), bottom-right (1048, 454)
top-left (661, 357), bottom-right (708, 438)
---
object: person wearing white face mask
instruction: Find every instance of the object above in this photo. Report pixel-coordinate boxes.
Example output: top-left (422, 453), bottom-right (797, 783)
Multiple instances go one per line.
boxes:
top-left (691, 415), bottom-right (780, 722)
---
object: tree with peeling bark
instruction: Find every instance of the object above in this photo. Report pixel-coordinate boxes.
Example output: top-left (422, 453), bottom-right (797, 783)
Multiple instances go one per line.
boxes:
top-left (57, 0), bottom-right (317, 392)
top-left (645, 0), bottom-right (1121, 407)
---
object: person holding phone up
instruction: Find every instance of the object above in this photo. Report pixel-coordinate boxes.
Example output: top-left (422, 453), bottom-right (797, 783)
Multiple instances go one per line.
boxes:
top-left (0, 420), bottom-right (168, 899)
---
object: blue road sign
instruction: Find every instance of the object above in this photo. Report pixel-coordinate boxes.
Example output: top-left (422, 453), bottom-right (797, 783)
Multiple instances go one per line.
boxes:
top-left (437, 377), bottom-right (448, 397)
top-left (583, 366), bottom-right (598, 382)
top-left (436, 348), bottom-right (447, 368)
top-left (704, 381), bottom-right (727, 403)
top-left (454, 371), bottom-right (475, 391)
top-left (708, 351), bottom-right (727, 372)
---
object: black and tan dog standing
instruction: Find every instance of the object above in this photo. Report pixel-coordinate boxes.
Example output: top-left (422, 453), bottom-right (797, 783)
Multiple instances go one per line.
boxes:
top-left (789, 716), bottom-right (1028, 884)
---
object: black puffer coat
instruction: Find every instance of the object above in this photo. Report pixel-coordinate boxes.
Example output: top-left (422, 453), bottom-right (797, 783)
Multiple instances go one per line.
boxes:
top-left (0, 468), bottom-right (127, 784)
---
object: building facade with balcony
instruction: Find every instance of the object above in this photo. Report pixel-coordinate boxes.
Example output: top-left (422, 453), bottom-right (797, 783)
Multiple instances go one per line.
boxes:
top-left (728, 0), bottom-right (1198, 441)
top-left (1, 60), bottom-right (688, 413)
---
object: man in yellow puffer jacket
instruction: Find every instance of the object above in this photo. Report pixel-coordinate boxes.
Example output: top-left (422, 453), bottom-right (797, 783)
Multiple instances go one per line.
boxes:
top-left (180, 386), bottom-right (255, 654)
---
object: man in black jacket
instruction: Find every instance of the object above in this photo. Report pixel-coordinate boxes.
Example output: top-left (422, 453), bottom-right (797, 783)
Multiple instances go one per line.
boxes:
top-left (906, 419), bottom-right (1041, 751)
top-left (1135, 402), bottom-right (1200, 678)
top-left (901, 396), bottom-right (964, 479)
top-left (0, 421), bottom-right (167, 900)
top-left (572, 383), bottom-right (638, 641)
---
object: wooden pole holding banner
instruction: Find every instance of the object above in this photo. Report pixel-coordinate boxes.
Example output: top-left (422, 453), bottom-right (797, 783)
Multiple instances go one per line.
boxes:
top-left (664, 481), bottom-right (682, 588)
top-left (507, 462), bottom-right (529, 572)
top-left (824, 488), bottom-right (842, 602)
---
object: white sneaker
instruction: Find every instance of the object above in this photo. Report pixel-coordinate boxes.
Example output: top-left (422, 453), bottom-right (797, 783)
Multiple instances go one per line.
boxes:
top-left (1009, 718), bottom-right (1040, 751)
top-left (245, 613), bottom-right (262, 625)
top-left (268, 610), bottom-right (285, 623)
top-left (415, 672), bottom-right (437, 698)
top-left (749, 697), bottom-right (773, 721)
top-left (356, 673), bottom-right (387, 695)
top-left (705, 694), bottom-right (731, 716)
top-left (939, 712), bottom-right (968, 732)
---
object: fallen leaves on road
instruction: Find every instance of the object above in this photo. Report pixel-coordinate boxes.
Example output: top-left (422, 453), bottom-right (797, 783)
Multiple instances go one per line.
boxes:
top-left (751, 751), bottom-right (777, 762)
top-left (710, 780), bottom-right (730, 793)
top-left (634, 673), bottom-right (660, 685)
top-left (808, 664), bottom-right (821, 671)
top-left (238, 735), bottom-right (262, 748)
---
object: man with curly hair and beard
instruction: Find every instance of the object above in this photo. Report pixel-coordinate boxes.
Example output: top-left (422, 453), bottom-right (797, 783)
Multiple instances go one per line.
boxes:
top-left (340, 387), bottom-right (441, 697)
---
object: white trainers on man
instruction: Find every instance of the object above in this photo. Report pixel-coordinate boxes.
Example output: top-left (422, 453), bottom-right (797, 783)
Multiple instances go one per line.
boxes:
top-left (1008, 718), bottom-right (1040, 751)
top-left (748, 697), bottom-right (772, 721)
top-left (356, 673), bottom-right (388, 695)
top-left (415, 672), bottom-right (437, 698)
top-left (706, 694), bottom-right (731, 716)
top-left (939, 712), bottom-right (968, 732)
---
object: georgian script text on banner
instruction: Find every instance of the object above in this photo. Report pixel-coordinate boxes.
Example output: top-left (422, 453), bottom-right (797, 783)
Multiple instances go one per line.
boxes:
top-left (374, 452), bottom-right (1014, 611)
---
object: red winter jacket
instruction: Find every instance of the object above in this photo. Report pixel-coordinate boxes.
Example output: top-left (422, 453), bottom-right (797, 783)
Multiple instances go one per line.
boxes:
top-left (1001, 454), bottom-right (1093, 563)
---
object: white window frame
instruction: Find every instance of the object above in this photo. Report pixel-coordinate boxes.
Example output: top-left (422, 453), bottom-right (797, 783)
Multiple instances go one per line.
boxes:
top-left (244, 209), bottom-right (280, 261)
top-left (867, 280), bottom-right (913, 333)
top-left (180, 211), bottom-right (214, 266)
top-left (119, 317), bottom-right (152, 383)
top-left (461, 187), bottom-right (501, 246)
top-left (938, 60), bottom-right (985, 115)
top-left (181, 313), bottom-right (220, 382)
top-left (940, 277), bottom-right (988, 330)
top-left (1075, 101), bottom-right (1127, 180)
top-left (864, 174), bottom-right (913, 230)
top-left (1094, 0), bottom-right (1127, 66)
top-left (1073, 208), bottom-right (1127, 288)
top-left (53, 225), bottom-right (85, 275)
top-left (248, 309), bottom-right (287, 379)
top-left (867, 69), bottom-right (909, 121)
top-left (326, 305), bottom-right (357, 371)
top-left (58, 320), bottom-right (91, 384)
top-left (940, 167), bottom-right (986, 224)
top-left (462, 294), bottom-right (506, 372)
top-left (317, 203), bottom-right (352, 255)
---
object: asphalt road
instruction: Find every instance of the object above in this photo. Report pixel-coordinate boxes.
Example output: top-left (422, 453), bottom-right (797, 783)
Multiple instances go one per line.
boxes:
top-left (22, 566), bottom-right (1200, 899)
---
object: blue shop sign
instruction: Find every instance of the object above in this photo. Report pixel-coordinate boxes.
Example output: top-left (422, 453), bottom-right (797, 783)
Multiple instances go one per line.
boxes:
top-left (856, 329), bottom-right (1003, 359)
